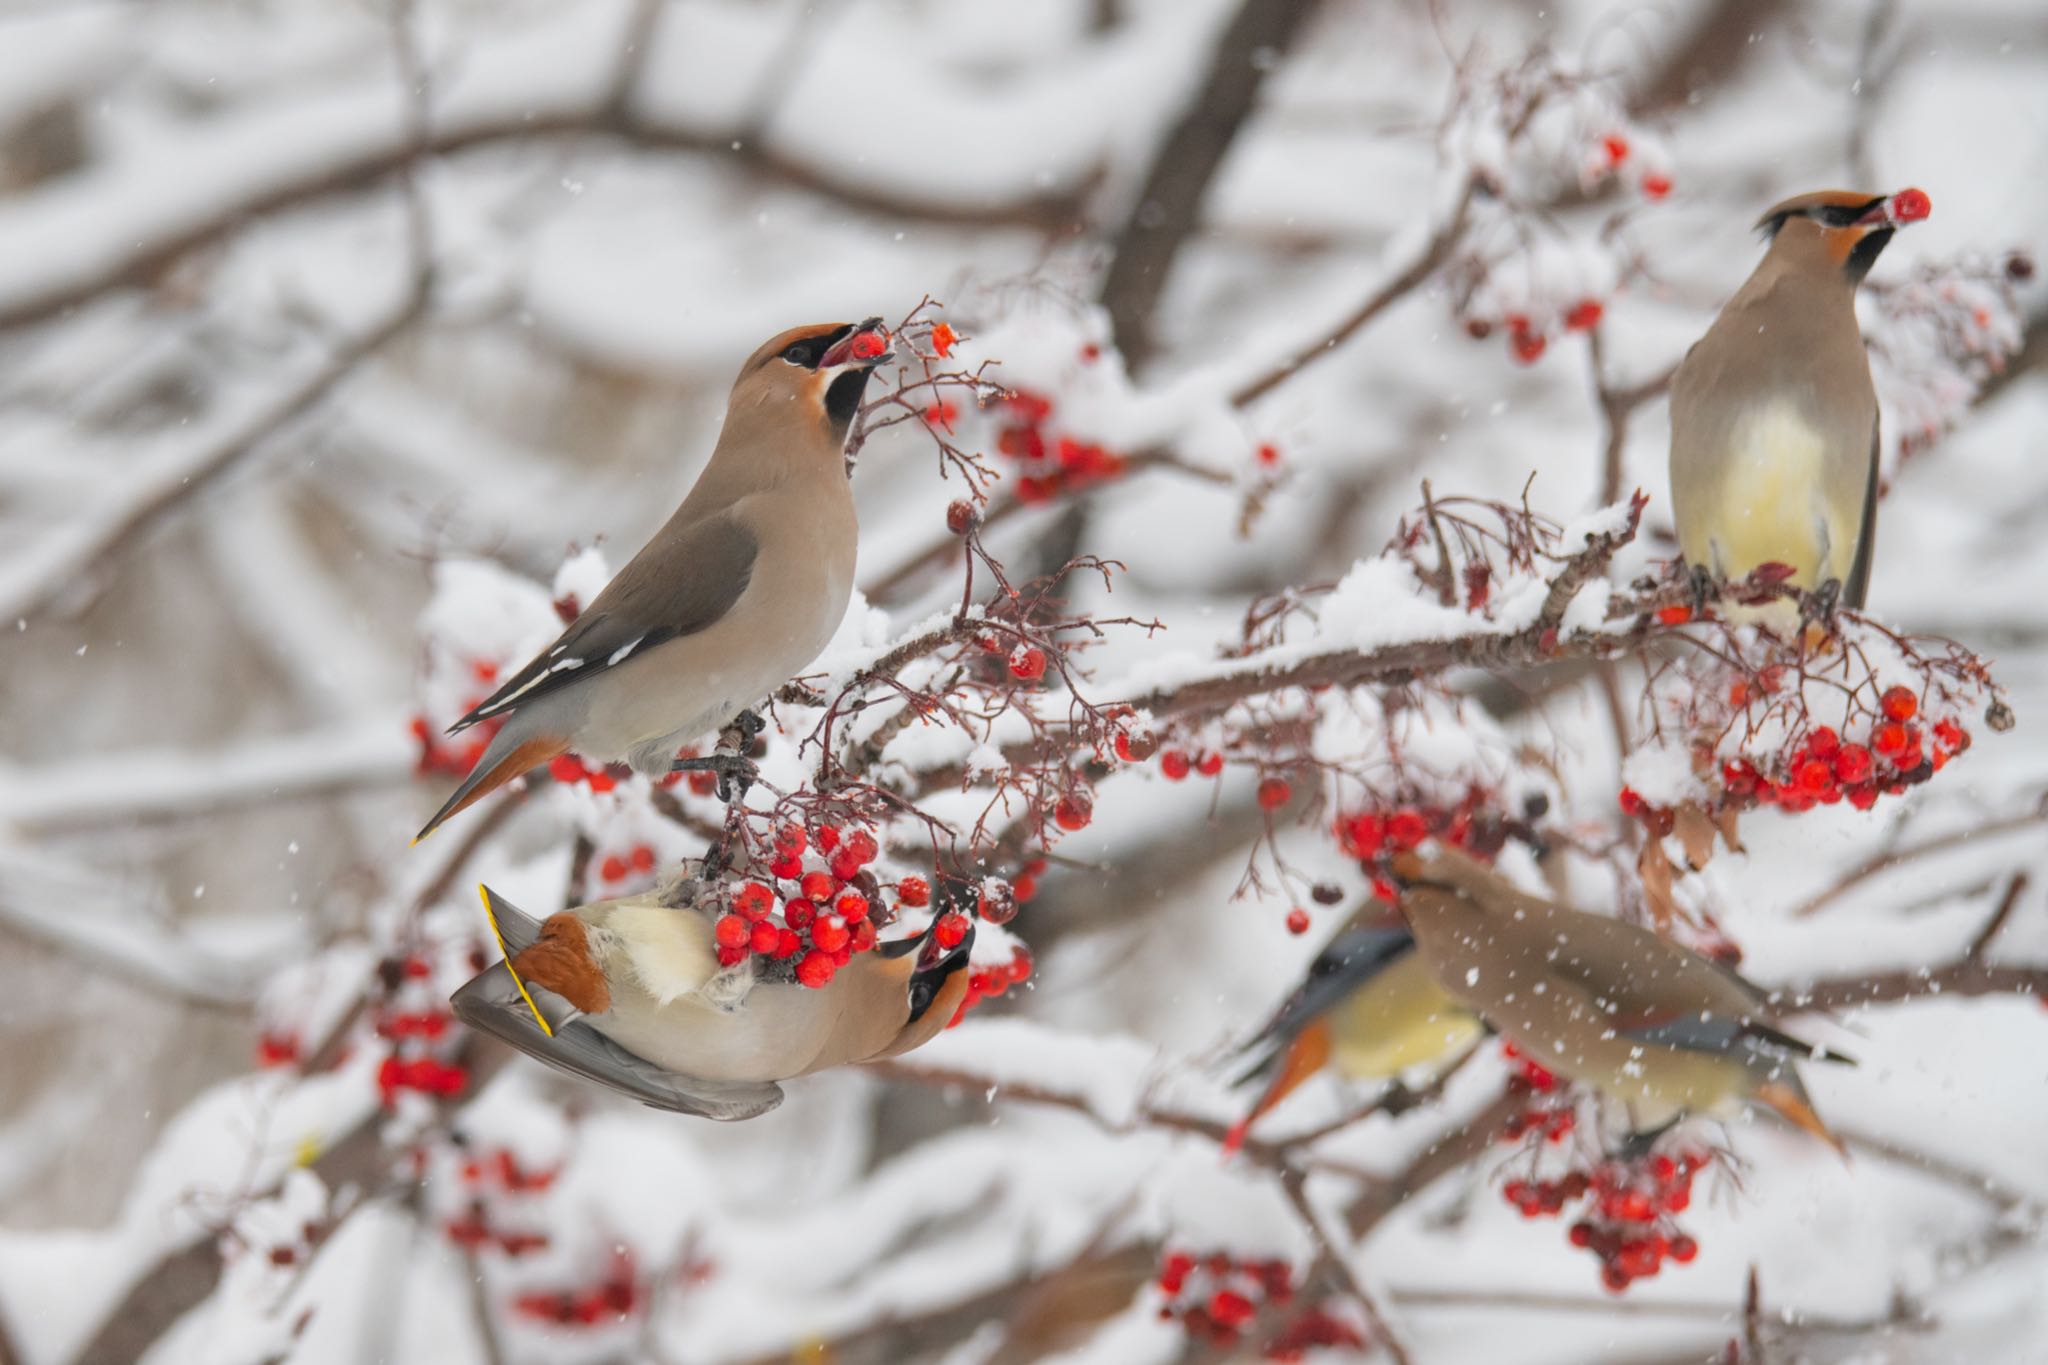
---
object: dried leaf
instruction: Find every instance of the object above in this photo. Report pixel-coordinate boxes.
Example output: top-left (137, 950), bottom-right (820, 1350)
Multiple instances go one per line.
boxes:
top-left (1674, 803), bottom-right (1719, 872)
top-left (1638, 837), bottom-right (1679, 931)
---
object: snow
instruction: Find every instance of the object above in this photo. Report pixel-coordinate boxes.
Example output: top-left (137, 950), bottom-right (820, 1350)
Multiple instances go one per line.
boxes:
top-left (5, 1), bottom-right (2048, 1362)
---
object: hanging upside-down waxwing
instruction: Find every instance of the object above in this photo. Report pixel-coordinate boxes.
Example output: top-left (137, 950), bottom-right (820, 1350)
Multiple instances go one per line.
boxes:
top-left (1227, 916), bottom-right (1485, 1149)
top-left (1669, 188), bottom-right (1931, 616)
top-left (415, 319), bottom-right (895, 842)
top-left (450, 879), bottom-right (972, 1120)
top-left (1390, 848), bottom-right (1852, 1154)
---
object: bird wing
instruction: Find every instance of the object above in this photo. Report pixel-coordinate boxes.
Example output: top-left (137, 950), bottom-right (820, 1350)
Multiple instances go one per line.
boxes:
top-left (1620, 1013), bottom-right (1852, 1065)
top-left (1233, 923), bottom-right (1415, 1083)
top-left (451, 963), bottom-right (785, 1120)
top-left (450, 514), bottom-right (758, 733)
top-left (1841, 418), bottom-right (1881, 610)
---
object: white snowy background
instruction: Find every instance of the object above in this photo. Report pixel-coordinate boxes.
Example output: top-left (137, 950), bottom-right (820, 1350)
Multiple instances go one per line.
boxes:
top-left (0, 1), bottom-right (2045, 1362)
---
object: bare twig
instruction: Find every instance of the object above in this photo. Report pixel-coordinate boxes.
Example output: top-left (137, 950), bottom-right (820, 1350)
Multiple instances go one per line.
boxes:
top-left (1790, 796), bottom-right (2048, 917)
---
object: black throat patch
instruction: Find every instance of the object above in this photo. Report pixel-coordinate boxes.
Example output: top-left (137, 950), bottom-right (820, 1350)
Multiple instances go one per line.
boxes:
top-left (825, 368), bottom-right (873, 438)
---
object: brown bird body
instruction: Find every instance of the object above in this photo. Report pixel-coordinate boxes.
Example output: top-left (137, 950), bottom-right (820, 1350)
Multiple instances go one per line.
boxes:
top-left (451, 881), bottom-right (971, 1119)
top-left (1669, 189), bottom-right (1929, 614)
top-left (417, 321), bottom-right (890, 840)
top-left (1393, 849), bottom-right (1848, 1152)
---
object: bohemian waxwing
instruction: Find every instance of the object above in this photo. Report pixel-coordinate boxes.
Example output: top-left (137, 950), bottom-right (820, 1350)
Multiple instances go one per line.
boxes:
top-left (450, 878), bottom-right (972, 1119)
top-left (1669, 188), bottom-right (1931, 616)
top-left (1390, 848), bottom-right (1852, 1154)
top-left (416, 319), bottom-right (894, 841)
top-left (1228, 917), bottom-right (1484, 1147)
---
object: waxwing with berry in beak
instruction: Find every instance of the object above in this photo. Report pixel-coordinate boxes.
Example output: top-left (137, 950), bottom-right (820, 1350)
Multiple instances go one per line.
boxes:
top-left (1390, 847), bottom-right (1853, 1155)
top-left (415, 319), bottom-right (894, 842)
top-left (1669, 188), bottom-right (1932, 620)
top-left (450, 879), bottom-right (973, 1119)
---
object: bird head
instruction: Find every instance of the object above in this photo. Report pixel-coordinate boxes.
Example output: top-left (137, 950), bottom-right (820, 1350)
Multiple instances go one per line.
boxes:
top-left (731, 318), bottom-right (896, 445)
top-left (867, 903), bottom-right (977, 1057)
top-left (1755, 188), bottom-right (1931, 283)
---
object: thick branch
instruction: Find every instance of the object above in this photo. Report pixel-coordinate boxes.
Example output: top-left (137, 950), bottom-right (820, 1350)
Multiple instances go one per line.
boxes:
top-left (1098, 0), bottom-right (1323, 369)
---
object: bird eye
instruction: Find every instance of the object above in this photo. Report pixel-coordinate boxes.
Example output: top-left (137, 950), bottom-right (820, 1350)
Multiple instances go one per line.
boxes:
top-left (908, 979), bottom-right (937, 1019)
top-left (782, 343), bottom-right (810, 365)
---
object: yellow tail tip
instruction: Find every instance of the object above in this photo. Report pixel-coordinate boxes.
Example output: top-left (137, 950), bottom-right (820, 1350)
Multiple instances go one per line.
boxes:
top-left (476, 883), bottom-right (554, 1037)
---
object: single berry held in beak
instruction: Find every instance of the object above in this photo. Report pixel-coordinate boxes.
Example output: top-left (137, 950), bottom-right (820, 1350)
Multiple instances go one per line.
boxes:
top-left (820, 317), bottom-right (893, 368)
top-left (1885, 187), bottom-right (1931, 225)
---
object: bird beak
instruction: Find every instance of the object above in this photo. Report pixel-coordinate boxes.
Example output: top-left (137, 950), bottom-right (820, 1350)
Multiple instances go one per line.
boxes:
top-left (819, 316), bottom-right (894, 370)
top-left (1861, 188), bottom-right (1931, 229)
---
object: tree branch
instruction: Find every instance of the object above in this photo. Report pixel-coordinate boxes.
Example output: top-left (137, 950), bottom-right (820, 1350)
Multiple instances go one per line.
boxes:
top-left (1098, 0), bottom-right (1324, 369)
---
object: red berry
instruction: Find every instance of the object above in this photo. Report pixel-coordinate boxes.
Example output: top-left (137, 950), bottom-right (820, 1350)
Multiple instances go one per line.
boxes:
top-left (548, 754), bottom-right (587, 784)
top-left (795, 951), bottom-right (837, 987)
top-left (1009, 646), bottom-right (1047, 681)
top-left (1285, 908), bottom-right (1310, 935)
top-left (1255, 442), bottom-right (1281, 467)
top-left (846, 829), bottom-right (880, 865)
top-left (1256, 778), bottom-right (1292, 811)
top-left (1795, 758), bottom-right (1833, 794)
top-left (1564, 299), bottom-right (1604, 331)
top-left (933, 911), bottom-right (970, 948)
top-left (830, 849), bottom-right (863, 882)
top-left (1669, 1234), bottom-right (1698, 1263)
top-left (769, 853), bottom-right (803, 881)
top-left (1054, 793), bottom-right (1093, 831)
top-left (774, 929), bottom-right (802, 959)
top-left (714, 915), bottom-right (750, 950)
top-left (1386, 808), bottom-right (1428, 848)
top-left (930, 322), bottom-right (958, 357)
top-left (849, 330), bottom-right (886, 360)
top-left (1833, 744), bottom-right (1873, 784)
top-left (1888, 188), bottom-right (1932, 223)
top-left (1656, 604), bottom-right (1692, 625)
top-left (1159, 749), bottom-right (1191, 781)
top-left (599, 855), bottom-right (627, 882)
top-left (814, 826), bottom-right (841, 853)
top-left (783, 898), bottom-right (816, 930)
top-left (1880, 686), bottom-right (1918, 721)
top-left (750, 920), bottom-right (781, 955)
top-left (1196, 752), bottom-right (1224, 777)
top-left (800, 870), bottom-right (837, 902)
top-left (812, 917), bottom-right (850, 952)
top-left (734, 882), bottom-right (775, 918)
top-left (897, 875), bottom-right (930, 908)
top-left (1602, 133), bottom-right (1629, 165)
top-left (1641, 172), bottom-right (1672, 200)
top-left (835, 891), bottom-right (869, 922)
top-left (1872, 721), bottom-right (1909, 756)
top-left (715, 944), bottom-right (746, 968)
top-left (630, 845), bottom-right (655, 873)
top-left (774, 824), bottom-right (807, 857)
top-left (1510, 328), bottom-right (1547, 364)
top-left (946, 500), bottom-right (979, 536)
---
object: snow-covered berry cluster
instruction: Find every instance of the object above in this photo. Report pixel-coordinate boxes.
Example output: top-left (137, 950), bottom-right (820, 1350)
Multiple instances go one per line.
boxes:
top-left (511, 1247), bottom-right (641, 1328)
top-left (947, 944), bottom-right (1034, 1027)
top-left (994, 388), bottom-right (1127, 504)
top-left (441, 1146), bottom-right (559, 1258)
top-left (1506, 1148), bottom-right (1710, 1294)
top-left (1334, 787), bottom-right (1513, 900)
top-left (710, 823), bottom-right (898, 987)
top-left (1154, 1249), bottom-right (1295, 1346)
top-left (1869, 251), bottom-right (2033, 462)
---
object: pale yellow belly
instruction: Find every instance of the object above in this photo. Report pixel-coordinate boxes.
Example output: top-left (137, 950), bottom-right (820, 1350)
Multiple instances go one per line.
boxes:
top-left (1327, 953), bottom-right (1484, 1079)
top-left (1682, 402), bottom-right (1857, 593)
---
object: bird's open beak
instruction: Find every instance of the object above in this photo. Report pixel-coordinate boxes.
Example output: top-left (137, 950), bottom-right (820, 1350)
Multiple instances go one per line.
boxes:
top-left (820, 316), bottom-right (894, 369)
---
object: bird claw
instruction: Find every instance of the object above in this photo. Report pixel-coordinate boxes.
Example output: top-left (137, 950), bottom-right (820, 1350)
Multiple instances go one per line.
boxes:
top-left (1801, 578), bottom-right (1842, 627)
top-left (670, 753), bottom-right (759, 804)
top-left (730, 708), bottom-right (766, 747)
top-left (1688, 563), bottom-right (1718, 617)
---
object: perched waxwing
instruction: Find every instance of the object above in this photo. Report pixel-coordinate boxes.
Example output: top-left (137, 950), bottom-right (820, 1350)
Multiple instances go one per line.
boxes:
top-left (1669, 188), bottom-right (1932, 616)
top-left (1228, 916), bottom-right (1485, 1148)
top-left (1390, 848), bottom-right (1852, 1154)
top-left (450, 878), bottom-right (972, 1119)
top-left (416, 320), bottom-right (895, 841)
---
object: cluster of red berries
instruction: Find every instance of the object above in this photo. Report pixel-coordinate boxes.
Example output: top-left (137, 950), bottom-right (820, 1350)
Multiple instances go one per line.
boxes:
top-left (377, 1054), bottom-right (469, 1103)
top-left (1628, 686), bottom-right (1969, 826)
top-left (710, 824), bottom-right (914, 988)
top-left (1153, 746), bottom-right (1229, 782)
top-left (1593, 132), bottom-right (1671, 200)
top-left (1466, 297), bottom-right (1606, 367)
top-left (442, 1148), bottom-right (560, 1258)
top-left (947, 945), bottom-right (1035, 1027)
top-left (592, 841), bottom-right (659, 887)
top-left (255, 1032), bottom-right (300, 1067)
top-left (993, 390), bottom-right (1125, 504)
top-left (408, 658), bottom-right (507, 777)
top-left (1262, 1309), bottom-right (1368, 1362)
top-left (369, 953), bottom-right (471, 1102)
top-left (512, 1248), bottom-right (641, 1328)
top-left (1500, 1139), bottom-right (1710, 1293)
top-left (1155, 1250), bottom-right (1295, 1347)
top-left (1334, 789), bottom-right (1508, 900)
